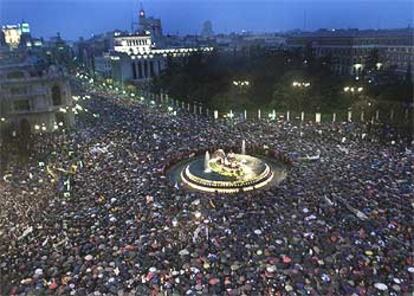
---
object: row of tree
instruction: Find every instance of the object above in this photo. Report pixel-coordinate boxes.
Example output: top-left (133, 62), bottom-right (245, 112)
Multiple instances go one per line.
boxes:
top-left (151, 47), bottom-right (413, 115)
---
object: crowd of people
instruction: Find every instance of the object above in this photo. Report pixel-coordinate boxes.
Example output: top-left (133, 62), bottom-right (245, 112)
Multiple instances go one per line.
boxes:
top-left (0, 76), bottom-right (413, 295)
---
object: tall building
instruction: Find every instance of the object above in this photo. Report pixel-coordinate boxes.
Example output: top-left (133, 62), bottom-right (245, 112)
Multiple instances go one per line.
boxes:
top-left (138, 5), bottom-right (162, 41)
top-left (1, 22), bottom-right (31, 49)
top-left (90, 6), bottom-right (214, 85)
top-left (201, 21), bottom-right (214, 38)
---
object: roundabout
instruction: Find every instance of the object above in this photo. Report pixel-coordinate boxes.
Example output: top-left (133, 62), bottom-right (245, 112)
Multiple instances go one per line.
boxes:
top-left (167, 146), bottom-right (289, 193)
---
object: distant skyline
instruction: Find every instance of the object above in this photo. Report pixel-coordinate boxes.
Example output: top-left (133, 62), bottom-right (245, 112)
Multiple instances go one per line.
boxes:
top-left (1, 0), bottom-right (413, 41)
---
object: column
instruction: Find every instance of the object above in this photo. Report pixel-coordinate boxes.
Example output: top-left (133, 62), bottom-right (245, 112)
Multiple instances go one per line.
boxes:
top-left (375, 110), bottom-right (380, 121)
top-left (244, 110), bottom-right (247, 120)
top-left (214, 110), bottom-right (218, 120)
top-left (147, 60), bottom-right (151, 79)
top-left (134, 62), bottom-right (139, 80)
top-left (360, 111), bottom-right (364, 122)
top-left (286, 111), bottom-right (290, 121)
top-left (315, 113), bottom-right (321, 123)
top-left (301, 111), bottom-right (305, 122)
top-left (258, 109), bottom-right (261, 120)
top-left (347, 111), bottom-right (352, 122)
top-left (332, 113), bottom-right (336, 122)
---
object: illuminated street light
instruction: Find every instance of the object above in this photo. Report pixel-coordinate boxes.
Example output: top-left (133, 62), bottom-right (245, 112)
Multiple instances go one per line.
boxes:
top-left (344, 85), bottom-right (363, 94)
top-left (233, 80), bottom-right (250, 87)
top-left (292, 81), bottom-right (311, 88)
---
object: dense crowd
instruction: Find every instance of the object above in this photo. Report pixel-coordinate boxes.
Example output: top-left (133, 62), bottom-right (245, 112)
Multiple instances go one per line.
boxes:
top-left (0, 78), bottom-right (413, 296)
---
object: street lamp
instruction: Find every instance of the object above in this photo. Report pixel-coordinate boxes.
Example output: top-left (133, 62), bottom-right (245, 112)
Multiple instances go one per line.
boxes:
top-left (292, 81), bottom-right (311, 88)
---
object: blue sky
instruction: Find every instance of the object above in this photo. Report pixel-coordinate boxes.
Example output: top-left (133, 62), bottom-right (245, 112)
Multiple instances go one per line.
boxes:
top-left (1, 0), bottom-right (413, 40)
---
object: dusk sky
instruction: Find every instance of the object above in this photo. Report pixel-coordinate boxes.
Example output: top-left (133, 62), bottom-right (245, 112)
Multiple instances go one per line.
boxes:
top-left (1, 0), bottom-right (413, 41)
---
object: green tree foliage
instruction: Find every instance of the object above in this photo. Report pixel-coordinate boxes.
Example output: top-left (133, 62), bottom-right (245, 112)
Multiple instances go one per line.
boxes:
top-left (152, 48), bottom-right (410, 115)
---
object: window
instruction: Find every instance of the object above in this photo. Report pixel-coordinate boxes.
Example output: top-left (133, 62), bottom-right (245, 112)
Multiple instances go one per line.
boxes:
top-left (7, 71), bottom-right (25, 79)
top-left (51, 85), bottom-right (62, 106)
top-left (10, 87), bottom-right (27, 95)
top-left (14, 100), bottom-right (30, 111)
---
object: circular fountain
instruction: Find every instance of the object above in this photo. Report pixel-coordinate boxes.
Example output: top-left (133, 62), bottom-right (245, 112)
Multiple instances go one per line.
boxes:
top-left (167, 141), bottom-right (288, 193)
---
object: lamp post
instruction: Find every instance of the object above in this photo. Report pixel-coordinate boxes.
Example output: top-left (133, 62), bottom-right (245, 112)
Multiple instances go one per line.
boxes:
top-left (344, 84), bottom-right (365, 122)
top-left (232, 80), bottom-right (250, 120)
top-left (292, 80), bottom-right (311, 118)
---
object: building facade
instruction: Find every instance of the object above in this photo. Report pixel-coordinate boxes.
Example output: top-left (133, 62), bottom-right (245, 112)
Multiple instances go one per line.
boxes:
top-left (287, 28), bottom-right (414, 78)
top-left (113, 32), bottom-right (152, 54)
top-left (0, 53), bottom-right (74, 135)
top-left (109, 46), bottom-right (213, 83)
top-left (2, 22), bottom-right (31, 49)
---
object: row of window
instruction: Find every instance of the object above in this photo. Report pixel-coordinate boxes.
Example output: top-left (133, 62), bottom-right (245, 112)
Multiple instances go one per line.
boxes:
top-left (124, 39), bottom-right (149, 46)
top-left (9, 85), bottom-right (63, 112)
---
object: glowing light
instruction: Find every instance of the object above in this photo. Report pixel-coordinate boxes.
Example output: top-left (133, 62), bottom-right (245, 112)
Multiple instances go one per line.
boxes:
top-left (353, 64), bottom-right (363, 70)
top-left (34, 125), bottom-right (40, 130)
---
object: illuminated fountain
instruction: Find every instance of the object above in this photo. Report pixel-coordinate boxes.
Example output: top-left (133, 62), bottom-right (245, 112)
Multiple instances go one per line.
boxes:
top-left (178, 148), bottom-right (279, 193)
top-left (204, 151), bottom-right (211, 173)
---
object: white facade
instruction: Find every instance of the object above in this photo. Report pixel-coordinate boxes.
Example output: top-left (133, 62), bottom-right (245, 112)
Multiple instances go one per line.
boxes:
top-left (109, 47), bottom-right (214, 83)
top-left (113, 33), bottom-right (152, 55)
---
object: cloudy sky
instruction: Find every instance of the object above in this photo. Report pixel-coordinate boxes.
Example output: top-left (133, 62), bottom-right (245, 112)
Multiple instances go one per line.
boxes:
top-left (1, 0), bottom-right (413, 40)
